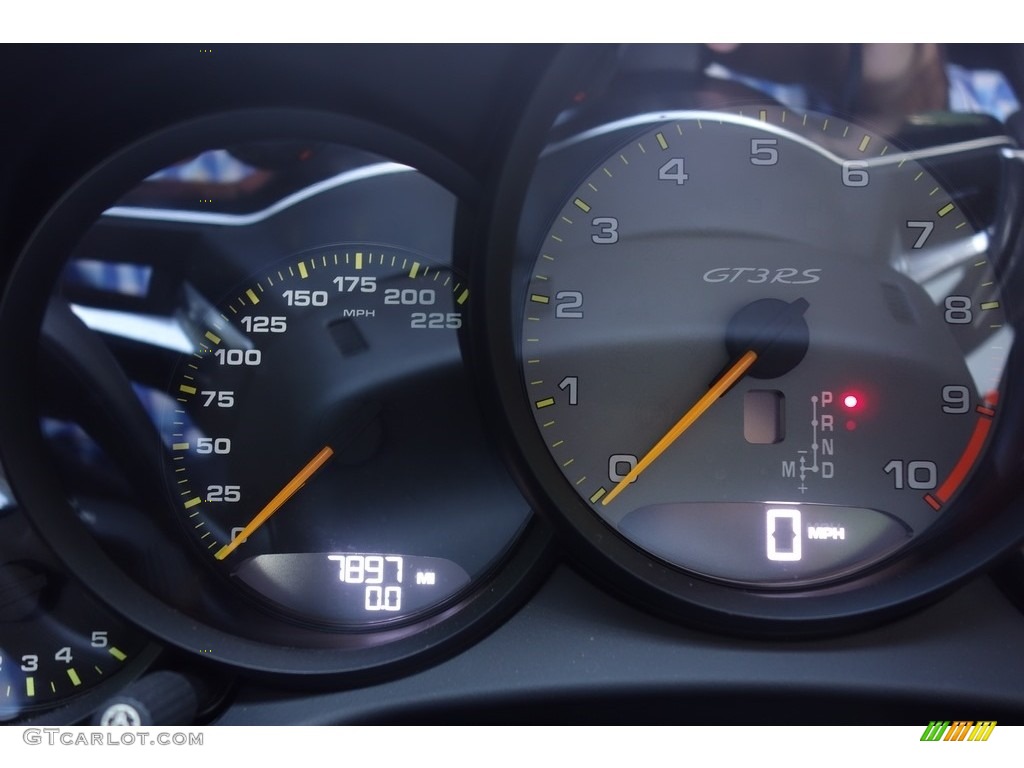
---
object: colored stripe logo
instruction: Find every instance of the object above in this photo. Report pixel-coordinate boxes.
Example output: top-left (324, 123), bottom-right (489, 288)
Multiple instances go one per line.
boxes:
top-left (920, 721), bottom-right (996, 741)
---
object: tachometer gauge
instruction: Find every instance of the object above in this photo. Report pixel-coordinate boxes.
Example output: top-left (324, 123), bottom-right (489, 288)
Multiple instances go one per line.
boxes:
top-left (0, 493), bottom-right (154, 722)
top-left (522, 108), bottom-right (1008, 584)
top-left (481, 74), bottom-right (1023, 634)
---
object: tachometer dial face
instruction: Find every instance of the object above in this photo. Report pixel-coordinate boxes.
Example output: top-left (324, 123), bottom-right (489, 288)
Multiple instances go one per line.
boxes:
top-left (519, 108), bottom-right (1010, 587)
top-left (170, 246), bottom-right (525, 627)
top-left (0, 504), bottom-right (151, 721)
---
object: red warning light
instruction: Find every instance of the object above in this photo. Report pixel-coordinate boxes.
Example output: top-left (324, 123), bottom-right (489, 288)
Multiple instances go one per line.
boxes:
top-left (843, 394), bottom-right (859, 409)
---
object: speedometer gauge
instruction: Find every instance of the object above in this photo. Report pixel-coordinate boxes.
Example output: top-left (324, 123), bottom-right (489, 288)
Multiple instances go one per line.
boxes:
top-left (520, 108), bottom-right (1008, 586)
top-left (0, 110), bottom-right (545, 676)
top-left (170, 245), bottom-right (491, 626)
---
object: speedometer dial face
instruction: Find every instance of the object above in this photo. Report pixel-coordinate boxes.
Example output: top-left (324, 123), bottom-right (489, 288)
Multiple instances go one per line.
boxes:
top-left (520, 108), bottom-right (1010, 587)
top-left (169, 245), bottom-right (511, 626)
top-left (0, 116), bottom-right (543, 672)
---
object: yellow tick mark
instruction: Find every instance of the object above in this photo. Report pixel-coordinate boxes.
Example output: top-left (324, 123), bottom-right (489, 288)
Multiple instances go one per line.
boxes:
top-left (937, 203), bottom-right (955, 217)
top-left (858, 135), bottom-right (871, 152)
top-left (980, 301), bottom-right (1000, 311)
top-left (410, 261), bottom-right (421, 278)
top-left (184, 497), bottom-right (201, 509)
top-left (108, 647), bottom-right (127, 662)
top-left (535, 398), bottom-right (555, 409)
top-left (589, 488), bottom-right (607, 504)
top-left (26, 677), bottom-right (35, 697)
top-left (179, 384), bottom-right (197, 395)
top-left (656, 132), bottom-right (669, 149)
top-left (172, 442), bottom-right (190, 451)
top-left (204, 331), bottom-right (221, 345)
top-left (355, 252), bottom-right (364, 270)
top-left (530, 294), bottom-right (550, 304)
top-left (246, 288), bottom-right (260, 305)
top-left (457, 289), bottom-right (469, 305)
top-left (298, 262), bottom-right (309, 279)
top-left (574, 198), bottom-right (591, 213)
top-left (758, 109), bottom-right (767, 122)
top-left (67, 668), bottom-right (82, 687)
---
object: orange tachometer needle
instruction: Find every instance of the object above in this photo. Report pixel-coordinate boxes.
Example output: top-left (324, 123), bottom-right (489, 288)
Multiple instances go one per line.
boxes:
top-left (214, 445), bottom-right (335, 561)
top-left (601, 350), bottom-right (758, 506)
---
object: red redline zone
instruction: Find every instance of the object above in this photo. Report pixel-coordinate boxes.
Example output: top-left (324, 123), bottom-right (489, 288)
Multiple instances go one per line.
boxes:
top-left (924, 411), bottom-right (995, 510)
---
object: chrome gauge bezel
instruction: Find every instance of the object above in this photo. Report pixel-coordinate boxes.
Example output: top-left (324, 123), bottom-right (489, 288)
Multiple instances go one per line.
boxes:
top-left (0, 109), bottom-right (553, 678)
top-left (477, 45), bottom-right (1024, 636)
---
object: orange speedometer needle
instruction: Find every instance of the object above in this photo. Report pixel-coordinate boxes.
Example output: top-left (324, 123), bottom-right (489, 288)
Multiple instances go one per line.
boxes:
top-left (601, 350), bottom-right (758, 506)
top-left (214, 445), bottom-right (335, 561)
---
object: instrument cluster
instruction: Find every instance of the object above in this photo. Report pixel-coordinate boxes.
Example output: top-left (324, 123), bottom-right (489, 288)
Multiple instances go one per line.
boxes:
top-left (2, 43), bottom-right (1024, 724)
